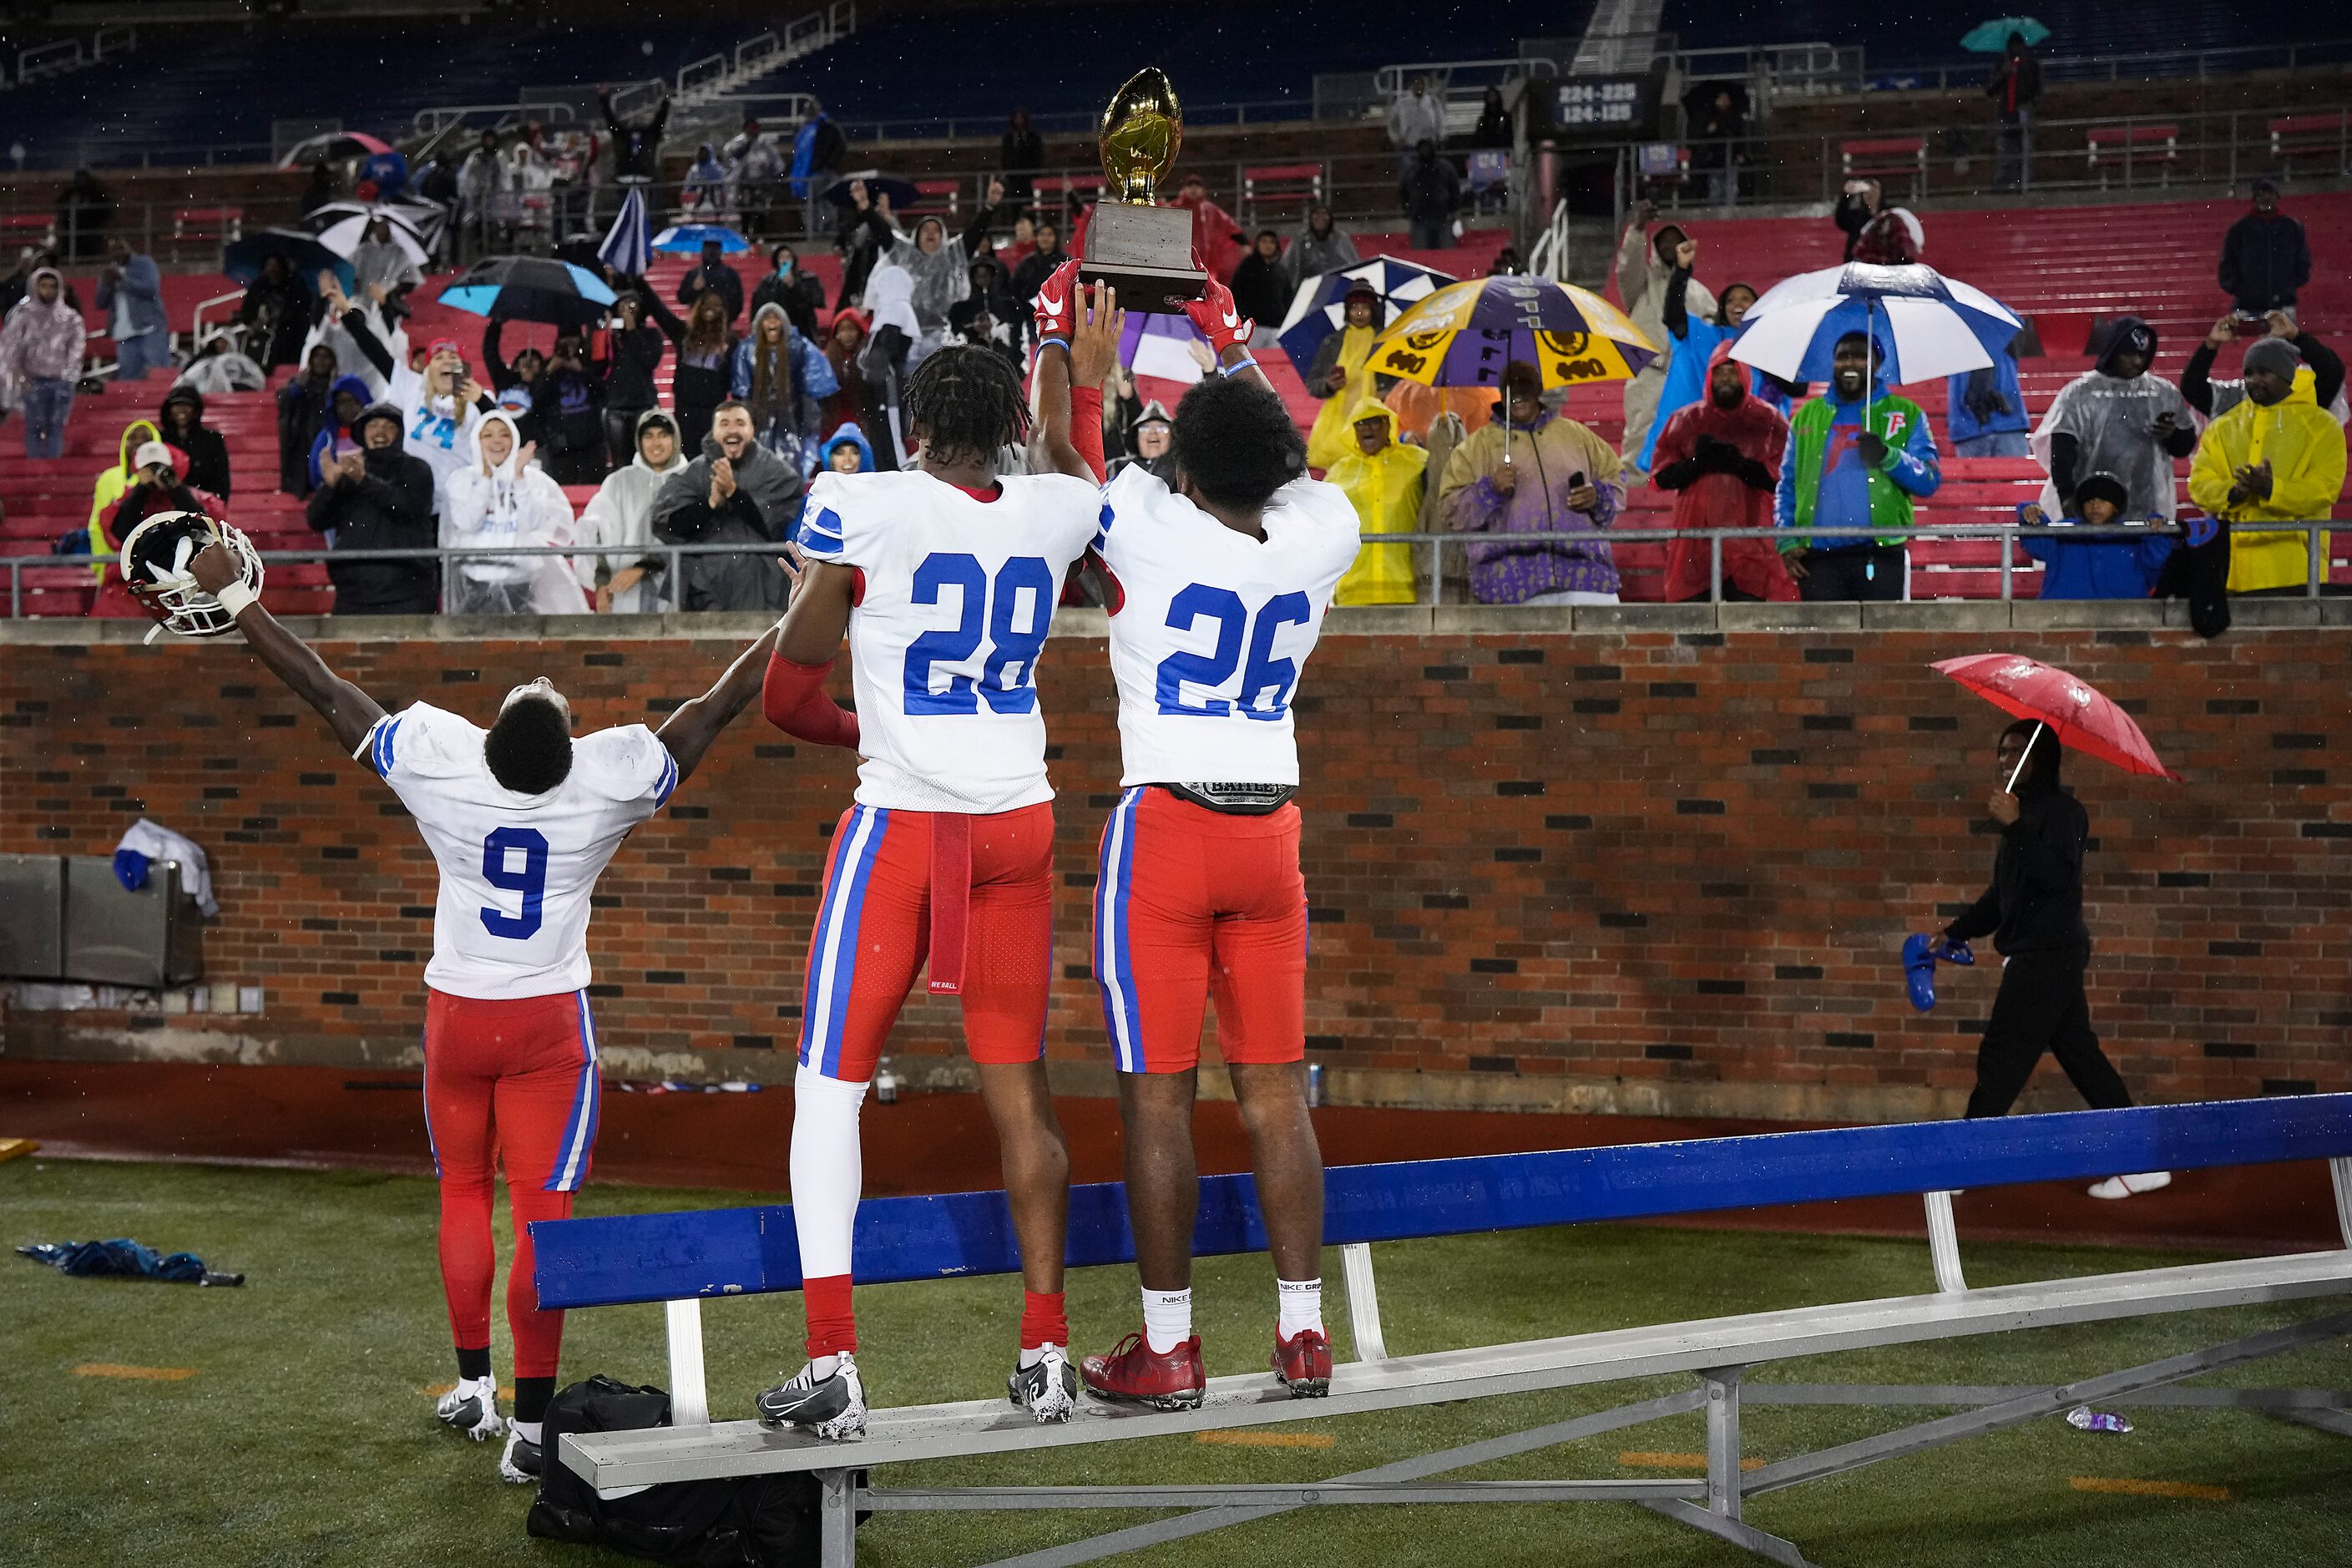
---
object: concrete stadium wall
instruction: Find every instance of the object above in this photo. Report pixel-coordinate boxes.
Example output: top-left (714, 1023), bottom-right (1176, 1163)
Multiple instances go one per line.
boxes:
top-left (4, 599), bottom-right (2348, 1123)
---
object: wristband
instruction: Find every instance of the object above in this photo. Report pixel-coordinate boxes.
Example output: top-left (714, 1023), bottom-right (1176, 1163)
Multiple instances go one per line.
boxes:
top-left (213, 580), bottom-right (257, 618)
top-left (1220, 354), bottom-right (1259, 379)
top-left (1034, 336), bottom-right (1070, 353)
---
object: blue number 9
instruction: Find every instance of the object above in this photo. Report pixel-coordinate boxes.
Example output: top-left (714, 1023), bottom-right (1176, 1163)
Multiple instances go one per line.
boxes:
top-left (480, 827), bottom-right (549, 939)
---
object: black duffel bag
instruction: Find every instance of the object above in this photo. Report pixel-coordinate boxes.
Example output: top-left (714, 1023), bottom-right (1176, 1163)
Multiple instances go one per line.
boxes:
top-left (526, 1375), bottom-right (826, 1567)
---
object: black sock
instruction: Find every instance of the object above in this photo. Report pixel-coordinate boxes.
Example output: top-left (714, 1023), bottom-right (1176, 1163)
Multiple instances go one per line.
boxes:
top-left (456, 1346), bottom-right (493, 1383)
top-left (513, 1376), bottom-right (557, 1425)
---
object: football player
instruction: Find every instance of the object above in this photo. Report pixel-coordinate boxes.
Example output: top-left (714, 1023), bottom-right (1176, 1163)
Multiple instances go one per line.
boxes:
top-left (182, 537), bottom-right (779, 1482)
top-left (1032, 267), bottom-right (1358, 1408)
top-left (750, 319), bottom-right (1125, 1439)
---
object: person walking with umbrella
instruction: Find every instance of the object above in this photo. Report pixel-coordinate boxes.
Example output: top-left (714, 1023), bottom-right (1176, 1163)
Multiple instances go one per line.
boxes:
top-left (1985, 31), bottom-right (2043, 192)
top-left (1924, 657), bottom-right (2175, 1198)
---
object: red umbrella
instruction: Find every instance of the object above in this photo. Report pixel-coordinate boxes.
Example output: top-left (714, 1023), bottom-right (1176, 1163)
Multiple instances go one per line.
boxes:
top-left (1931, 654), bottom-right (2179, 787)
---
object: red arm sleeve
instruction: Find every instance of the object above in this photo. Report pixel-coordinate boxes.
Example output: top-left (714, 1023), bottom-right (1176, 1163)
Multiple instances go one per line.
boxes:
top-left (761, 652), bottom-right (861, 750)
top-left (1069, 384), bottom-right (1105, 484)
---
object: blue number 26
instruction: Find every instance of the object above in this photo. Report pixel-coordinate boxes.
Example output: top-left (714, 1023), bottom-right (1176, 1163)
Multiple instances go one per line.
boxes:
top-left (903, 553), bottom-right (1055, 716)
top-left (480, 827), bottom-right (548, 939)
top-left (1156, 587), bottom-right (1313, 721)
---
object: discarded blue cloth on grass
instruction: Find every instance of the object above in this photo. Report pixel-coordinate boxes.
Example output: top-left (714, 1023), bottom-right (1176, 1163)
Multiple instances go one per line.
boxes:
top-left (17, 1238), bottom-right (244, 1287)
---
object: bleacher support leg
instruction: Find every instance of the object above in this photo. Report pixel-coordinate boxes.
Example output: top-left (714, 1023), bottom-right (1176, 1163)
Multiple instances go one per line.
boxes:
top-left (818, 1468), bottom-right (856, 1567)
top-left (1923, 1191), bottom-right (1967, 1293)
top-left (1339, 1242), bottom-right (1388, 1362)
top-left (665, 1298), bottom-right (709, 1427)
top-left (1703, 1366), bottom-right (1745, 1520)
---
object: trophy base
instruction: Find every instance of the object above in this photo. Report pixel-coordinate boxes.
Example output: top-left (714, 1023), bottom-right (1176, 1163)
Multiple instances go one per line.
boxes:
top-left (1078, 260), bottom-right (1206, 316)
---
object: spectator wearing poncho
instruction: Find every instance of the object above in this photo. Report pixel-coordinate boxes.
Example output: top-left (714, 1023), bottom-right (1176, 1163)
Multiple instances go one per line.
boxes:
top-left (1283, 205), bottom-right (1358, 291)
top-left (1304, 279), bottom-right (1385, 472)
top-left (2031, 316), bottom-right (2196, 520)
top-left (575, 409), bottom-right (687, 614)
top-left (731, 301), bottom-right (838, 470)
top-left (1652, 343), bottom-right (1796, 603)
top-left (2188, 335), bottom-right (2349, 595)
top-left (1613, 206), bottom-right (1715, 470)
top-left (438, 408), bottom-right (586, 616)
top-left (1438, 362), bottom-right (1625, 605)
top-left (0, 266), bottom-right (86, 458)
top-left (1327, 398), bottom-right (1426, 606)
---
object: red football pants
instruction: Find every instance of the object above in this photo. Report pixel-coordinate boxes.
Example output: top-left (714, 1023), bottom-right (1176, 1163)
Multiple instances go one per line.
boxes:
top-left (1094, 787), bottom-right (1308, 1073)
top-left (796, 802), bottom-right (1055, 1081)
top-left (422, 987), bottom-right (601, 1378)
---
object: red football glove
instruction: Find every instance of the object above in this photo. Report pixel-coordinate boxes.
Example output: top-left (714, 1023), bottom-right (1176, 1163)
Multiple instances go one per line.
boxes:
top-left (1032, 256), bottom-right (1083, 346)
top-left (1183, 260), bottom-right (1253, 356)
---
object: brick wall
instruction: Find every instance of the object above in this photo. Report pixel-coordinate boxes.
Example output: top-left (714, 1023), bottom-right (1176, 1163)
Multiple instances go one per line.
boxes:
top-left (3, 609), bottom-right (2348, 1120)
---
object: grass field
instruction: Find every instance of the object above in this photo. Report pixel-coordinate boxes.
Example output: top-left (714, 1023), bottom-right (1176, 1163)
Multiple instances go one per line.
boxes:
top-left (5, 1155), bottom-right (2349, 1568)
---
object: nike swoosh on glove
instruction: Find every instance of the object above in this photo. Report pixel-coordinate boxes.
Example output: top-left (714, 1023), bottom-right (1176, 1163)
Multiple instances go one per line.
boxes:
top-left (1033, 256), bottom-right (1083, 345)
top-left (1182, 263), bottom-right (1253, 356)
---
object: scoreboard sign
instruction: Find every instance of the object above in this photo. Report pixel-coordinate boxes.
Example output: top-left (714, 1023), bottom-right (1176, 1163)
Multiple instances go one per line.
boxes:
top-left (1553, 74), bottom-right (1658, 138)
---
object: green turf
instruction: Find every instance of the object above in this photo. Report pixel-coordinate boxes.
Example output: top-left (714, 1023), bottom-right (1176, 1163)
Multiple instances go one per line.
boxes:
top-left (3, 1156), bottom-right (2347, 1567)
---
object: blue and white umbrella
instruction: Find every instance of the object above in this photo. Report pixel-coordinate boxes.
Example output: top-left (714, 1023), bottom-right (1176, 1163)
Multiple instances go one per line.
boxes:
top-left (1274, 255), bottom-right (1457, 380)
top-left (1730, 261), bottom-right (2022, 413)
top-left (599, 187), bottom-right (651, 277)
top-left (438, 256), bottom-right (618, 326)
top-left (652, 223), bottom-right (751, 255)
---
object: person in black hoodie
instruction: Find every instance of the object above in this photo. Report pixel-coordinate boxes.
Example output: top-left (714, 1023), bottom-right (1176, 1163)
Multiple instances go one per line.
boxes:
top-left (1228, 230), bottom-right (1291, 333)
top-left (599, 88), bottom-right (670, 186)
top-left (306, 401), bottom-right (440, 615)
top-left (599, 289), bottom-right (667, 467)
top-left (482, 318), bottom-right (552, 448)
top-left (1924, 721), bottom-right (2164, 1195)
top-left (158, 385), bottom-right (233, 500)
top-left (277, 343), bottom-right (341, 496)
top-left (536, 331), bottom-right (609, 485)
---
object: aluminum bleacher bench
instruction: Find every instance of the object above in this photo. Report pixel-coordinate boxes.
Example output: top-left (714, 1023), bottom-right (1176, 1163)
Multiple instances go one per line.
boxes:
top-left (2269, 112), bottom-right (2349, 180)
top-left (2084, 124), bottom-right (2177, 189)
top-left (1839, 137), bottom-right (1926, 200)
top-left (536, 1095), bottom-right (2352, 1567)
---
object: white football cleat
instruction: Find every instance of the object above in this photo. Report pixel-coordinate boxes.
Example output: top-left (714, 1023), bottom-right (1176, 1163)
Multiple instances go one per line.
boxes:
top-left (2086, 1171), bottom-right (2172, 1200)
top-left (498, 1427), bottom-right (543, 1485)
top-left (435, 1376), bottom-right (505, 1441)
top-left (1008, 1343), bottom-right (1078, 1424)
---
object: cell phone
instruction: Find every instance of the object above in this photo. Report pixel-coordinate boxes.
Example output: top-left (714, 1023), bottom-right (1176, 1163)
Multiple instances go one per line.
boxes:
top-left (1568, 470), bottom-right (1586, 488)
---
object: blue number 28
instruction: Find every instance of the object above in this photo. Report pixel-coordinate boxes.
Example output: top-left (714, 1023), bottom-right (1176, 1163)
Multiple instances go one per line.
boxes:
top-left (1155, 588), bottom-right (1313, 721)
top-left (903, 553), bottom-right (1055, 716)
top-left (480, 827), bottom-right (548, 939)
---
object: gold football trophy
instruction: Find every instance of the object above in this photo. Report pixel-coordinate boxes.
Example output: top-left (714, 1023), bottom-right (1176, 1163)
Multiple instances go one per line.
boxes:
top-left (1078, 68), bottom-right (1206, 313)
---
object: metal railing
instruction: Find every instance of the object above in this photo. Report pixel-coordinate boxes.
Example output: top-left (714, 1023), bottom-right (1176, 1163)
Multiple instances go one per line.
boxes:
top-left (92, 24), bottom-right (135, 62)
top-left (9, 521), bottom-right (2341, 621)
top-left (17, 39), bottom-right (83, 83)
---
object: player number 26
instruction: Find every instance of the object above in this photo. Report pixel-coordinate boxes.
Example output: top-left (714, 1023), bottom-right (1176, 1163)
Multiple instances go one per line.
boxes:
top-left (903, 552), bottom-right (1055, 716)
top-left (480, 827), bottom-right (549, 940)
top-left (1156, 586), bottom-right (1313, 721)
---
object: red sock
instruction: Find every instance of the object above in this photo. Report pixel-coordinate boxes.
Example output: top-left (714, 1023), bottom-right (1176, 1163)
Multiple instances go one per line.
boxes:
top-left (803, 1274), bottom-right (857, 1359)
top-left (1019, 1289), bottom-right (1068, 1351)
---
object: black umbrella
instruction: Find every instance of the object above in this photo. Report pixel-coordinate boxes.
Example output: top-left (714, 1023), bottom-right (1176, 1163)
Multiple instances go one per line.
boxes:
top-left (437, 255), bottom-right (620, 326)
top-left (824, 170), bottom-right (923, 210)
top-left (223, 227), bottom-right (352, 295)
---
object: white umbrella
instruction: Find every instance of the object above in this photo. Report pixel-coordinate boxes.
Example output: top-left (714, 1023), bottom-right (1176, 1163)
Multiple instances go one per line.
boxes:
top-left (1730, 261), bottom-right (2021, 416)
top-left (305, 201), bottom-right (432, 266)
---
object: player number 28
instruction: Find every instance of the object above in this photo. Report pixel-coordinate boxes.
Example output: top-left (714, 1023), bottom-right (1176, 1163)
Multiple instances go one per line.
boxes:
top-left (903, 552), bottom-right (1055, 716)
top-left (480, 826), bottom-right (549, 940)
top-left (1156, 586), bottom-right (1313, 720)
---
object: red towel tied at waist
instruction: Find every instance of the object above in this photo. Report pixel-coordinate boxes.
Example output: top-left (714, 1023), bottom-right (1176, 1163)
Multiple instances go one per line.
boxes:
top-left (928, 812), bottom-right (972, 995)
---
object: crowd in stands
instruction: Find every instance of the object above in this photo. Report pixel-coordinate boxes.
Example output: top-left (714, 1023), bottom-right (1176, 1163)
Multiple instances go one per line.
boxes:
top-left (0, 78), bottom-right (2340, 623)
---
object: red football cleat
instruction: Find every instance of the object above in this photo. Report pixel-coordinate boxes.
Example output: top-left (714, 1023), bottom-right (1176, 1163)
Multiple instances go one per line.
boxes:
top-left (1081, 1331), bottom-right (1205, 1411)
top-left (1272, 1327), bottom-right (1331, 1398)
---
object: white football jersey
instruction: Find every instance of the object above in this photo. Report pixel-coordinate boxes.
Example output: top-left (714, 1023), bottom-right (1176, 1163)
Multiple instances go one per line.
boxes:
top-left (1096, 468), bottom-right (1358, 788)
top-left (797, 468), bottom-right (1100, 813)
top-left (355, 702), bottom-right (677, 1000)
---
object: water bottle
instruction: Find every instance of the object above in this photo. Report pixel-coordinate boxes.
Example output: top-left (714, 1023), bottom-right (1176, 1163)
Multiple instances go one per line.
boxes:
top-left (2066, 1405), bottom-right (2132, 1434)
top-left (1305, 1062), bottom-right (1326, 1107)
top-left (874, 1056), bottom-right (898, 1105)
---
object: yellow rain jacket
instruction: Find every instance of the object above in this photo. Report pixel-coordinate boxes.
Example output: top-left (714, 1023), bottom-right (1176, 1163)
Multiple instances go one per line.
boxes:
top-left (1327, 399), bottom-right (1427, 606)
top-left (85, 418), bottom-right (163, 578)
top-left (2188, 374), bottom-right (2347, 593)
top-left (1304, 322), bottom-right (1378, 472)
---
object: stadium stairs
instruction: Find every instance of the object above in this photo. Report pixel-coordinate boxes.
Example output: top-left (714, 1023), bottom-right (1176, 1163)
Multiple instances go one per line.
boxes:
top-left (5, 194), bottom-right (2347, 616)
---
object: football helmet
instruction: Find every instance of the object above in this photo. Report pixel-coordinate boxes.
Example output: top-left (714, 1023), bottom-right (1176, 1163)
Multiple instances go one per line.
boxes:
top-left (119, 511), bottom-right (265, 639)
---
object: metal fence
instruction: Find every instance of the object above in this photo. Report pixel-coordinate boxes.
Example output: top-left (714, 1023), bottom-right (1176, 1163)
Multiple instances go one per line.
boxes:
top-left (8, 521), bottom-right (2339, 622)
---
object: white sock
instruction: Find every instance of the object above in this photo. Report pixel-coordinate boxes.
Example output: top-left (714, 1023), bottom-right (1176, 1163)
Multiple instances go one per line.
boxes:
top-left (511, 1419), bottom-right (542, 1445)
top-left (1277, 1277), bottom-right (1324, 1339)
top-left (789, 1065), bottom-right (871, 1282)
top-left (810, 1353), bottom-right (839, 1380)
top-left (1017, 1344), bottom-right (1058, 1369)
top-left (1141, 1287), bottom-right (1193, 1353)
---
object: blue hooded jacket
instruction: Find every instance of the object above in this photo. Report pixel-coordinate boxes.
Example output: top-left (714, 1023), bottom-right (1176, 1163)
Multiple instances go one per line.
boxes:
top-left (1946, 312), bottom-right (2030, 445)
top-left (2017, 500), bottom-right (2176, 600)
top-left (306, 374), bottom-right (376, 488)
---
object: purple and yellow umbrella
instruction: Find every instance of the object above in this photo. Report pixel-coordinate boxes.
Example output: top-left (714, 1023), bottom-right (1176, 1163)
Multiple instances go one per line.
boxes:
top-left (1366, 274), bottom-right (1659, 392)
